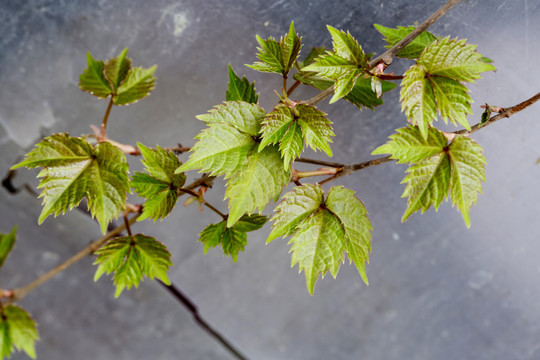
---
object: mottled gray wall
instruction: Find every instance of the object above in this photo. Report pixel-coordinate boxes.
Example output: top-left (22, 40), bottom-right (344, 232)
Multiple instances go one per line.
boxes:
top-left (1, 1), bottom-right (540, 359)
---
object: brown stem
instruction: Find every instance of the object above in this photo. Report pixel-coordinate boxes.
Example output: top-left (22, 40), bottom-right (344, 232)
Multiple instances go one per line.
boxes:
top-left (100, 97), bottom-right (114, 140)
top-left (179, 188), bottom-right (227, 220)
top-left (455, 91), bottom-right (540, 136)
top-left (304, 0), bottom-right (462, 106)
top-left (295, 157), bottom-right (344, 168)
top-left (287, 80), bottom-right (301, 96)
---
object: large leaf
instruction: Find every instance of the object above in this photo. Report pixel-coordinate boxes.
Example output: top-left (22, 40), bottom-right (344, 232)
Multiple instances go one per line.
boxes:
top-left (0, 305), bottom-right (39, 359)
top-left (259, 103), bottom-right (334, 169)
top-left (199, 214), bottom-right (267, 261)
top-left (418, 37), bottom-right (496, 82)
top-left (269, 184), bottom-right (372, 294)
top-left (374, 24), bottom-right (437, 59)
top-left (132, 143), bottom-right (186, 221)
top-left (246, 22), bottom-right (301, 77)
top-left (226, 65), bottom-right (258, 103)
top-left (372, 125), bottom-right (447, 163)
top-left (429, 76), bottom-right (472, 129)
top-left (94, 234), bottom-right (172, 297)
top-left (0, 226), bottom-right (17, 268)
top-left (225, 144), bottom-right (290, 226)
top-left (375, 127), bottom-right (486, 225)
top-left (448, 136), bottom-right (486, 227)
top-left (12, 134), bottom-right (130, 234)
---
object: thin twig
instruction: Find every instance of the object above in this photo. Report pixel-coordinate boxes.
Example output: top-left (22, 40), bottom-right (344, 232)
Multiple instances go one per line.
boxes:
top-left (304, 0), bottom-right (462, 106)
top-left (455, 91), bottom-right (540, 136)
top-left (178, 188), bottom-right (227, 220)
top-left (100, 97), bottom-right (114, 140)
top-left (287, 80), bottom-right (301, 96)
top-left (295, 157), bottom-right (344, 168)
top-left (158, 281), bottom-right (248, 360)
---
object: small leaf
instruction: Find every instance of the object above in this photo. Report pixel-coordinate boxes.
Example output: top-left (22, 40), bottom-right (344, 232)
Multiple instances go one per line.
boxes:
top-left (297, 46), bottom-right (327, 68)
top-left (225, 144), bottom-right (290, 226)
top-left (246, 35), bottom-right (284, 74)
top-left (401, 152), bottom-right (451, 222)
top-left (226, 65), bottom-right (258, 103)
top-left (79, 52), bottom-right (112, 98)
top-left (327, 26), bottom-right (368, 67)
top-left (113, 65), bottom-right (157, 105)
top-left (429, 76), bottom-right (472, 129)
top-left (448, 136), bottom-right (486, 227)
top-left (104, 48), bottom-right (131, 93)
top-left (372, 125), bottom-right (447, 164)
top-left (94, 234), bottom-right (172, 297)
top-left (0, 226), bottom-right (17, 268)
top-left (132, 143), bottom-right (186, 221)
top-left (269, 184), bottom-right (373, 294)
top-left (199, 214), bottom-right (266, 262)
top-left (374, 24), bottom-right (437, 59)
top-left (280, 21), bottom-right (302, 75)
top-left (479, 103), bottom-right (492, 128)
top-left (418, 37), bottom-right (496, 83)
top-left (0, 305), bottom-right (39, 359)
top-left (12, 134), bottom-right (130, 234)
top-left (195, 101), bottom-right (266, 137)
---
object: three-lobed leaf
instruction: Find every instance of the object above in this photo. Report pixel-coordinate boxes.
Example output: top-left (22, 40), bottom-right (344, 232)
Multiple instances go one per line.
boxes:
top-left (374, 126), bottom-right (486, 226)
top-left (94, 234), bottom-right (172, 297)
top-left (0, 305), bottom-right (39, 359)
top-left (12, 134), bottom-right (130, 234)
top-left (259, 103), bottom-right (334, 169)
top-left (226, 65), bottom-right (258, 103)
top-left (199, 214), bottom-right (267, 261)
top-left (0, 226), bottom-right (17, 268)
top-left (132, 143), bottom-right (186, 221)
top-left (269, 184), bottom-right (372, 294)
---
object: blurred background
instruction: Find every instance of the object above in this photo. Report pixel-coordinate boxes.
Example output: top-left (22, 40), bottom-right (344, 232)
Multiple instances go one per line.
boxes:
top-left (1, 0), bottom-right (540, 359)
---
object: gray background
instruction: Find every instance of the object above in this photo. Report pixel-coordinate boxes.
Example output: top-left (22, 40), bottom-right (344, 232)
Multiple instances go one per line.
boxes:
top-left (1, 0), bottom-right (540, 359)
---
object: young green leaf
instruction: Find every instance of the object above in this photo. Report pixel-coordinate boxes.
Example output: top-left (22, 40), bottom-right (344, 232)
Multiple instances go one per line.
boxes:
top-left (79, 52), bottom-right (112, 98)
top-left (94, 234), bottom-right (172, 297)
top-left (226, 65), bottom-right (259, 103)
top-left (199, 214), bottom-right (267, 261)
top-left (418, 37), bottom-right (496, 82)
top-left (429, 76), bottom-right (472, 129)
top-left (448, 136), bottom-right (486, 227)
top-left (372, 125), bottom-right (447, 164)
top-left (375, 127), bottom-right (486, 225)
top-left (259, 103), bottom-right (334, 169)
top-left (103, 48), bottom-right (131, 93)
top-left (12, 134), bottom-right (130, 234)
top-left (0, 305), bottom-right (39, 359)
top-left (225, 144), bottom-right (290, 226)
top-left (246, 22), bottom-right (301, 77)
top-left (373, 24), bottom-right (437, 59)
top-left (194, 101), bottom-right (265, 137)
top-left (269, 184), bottom-right (372, 294)
top-left (113, 65), bottom-right (157, 105)
top-left (132, 143), bottom-right (186, 221)
top-left (302, 26), bottom-right (369, 103)
top-left (0, 226), bottom-right (17, 268)
top-left (297, 46), bottom-right (327, 68)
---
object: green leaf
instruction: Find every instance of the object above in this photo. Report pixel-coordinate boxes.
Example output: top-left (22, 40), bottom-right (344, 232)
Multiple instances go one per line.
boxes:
top-left (247, 35), bottom-right (284, 74)
top-left (113, 65), bottom-right (157, 105)
top-left (297, 46), bottom-right (327, 68)
top-left (199, 214), bottom-right (267, 262)
top-left (12, 134), bottom-right (130, 234)
top-left (401, 152), bottom-right (451, 222)
top-left (280, 21), bottom-right (302, 75)
top-left (374, 24), bottom-right (437, 59)
top-left (79, 52), bottom-right (112, 98)
top-left (225, 144), bottom-right (290, 226)
top-left (294, 72), bottom-right (396, 110)
top-left (0, 305), bottom-right (39, 359)
top-left (259, 104), bottom-right (334, 169)
top-left (104, 48), bottom-right (131, 93)
top-left (269, 184), bottom-right (373, 294)
top-left (226, 65), bottom-right (258, 103)
top-left (418, 37), bottom-right (496, 82)
top-left (94, 234), bottom-right (172, 297)
top-left (400, 64), bottom-right (437, 138)
top-left (195, 101), bottom-right (265, 137)
top-left (0, 226), bottom-right (17, 269)
top-left (327, 26), bottom-right (368, 67)
top-left (448, 136), bottom-right (486, 227)
top-left (429, 76), bottom-right (472, 129)
top-left (132, 143), bottom-right (186, 221)
top-left (372, 125), bottom-right (447, 163)
top-left (246, 22), bottom-right (302, 76)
